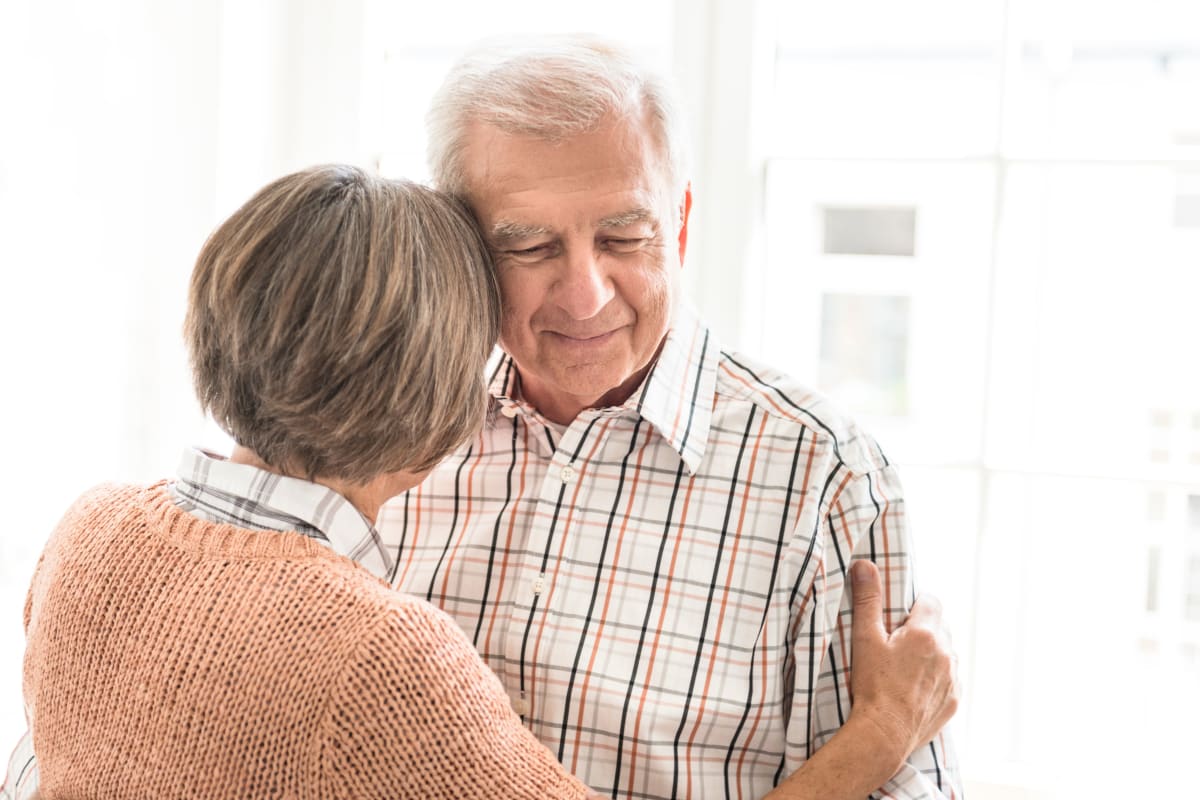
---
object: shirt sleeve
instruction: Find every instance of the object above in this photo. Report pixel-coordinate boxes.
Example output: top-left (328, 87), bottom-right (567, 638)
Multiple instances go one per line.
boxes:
top-left (320, 598), bottom-right (591, 800)
top-left (785, 461), bottom-right (963, 799)
top-left (6, 501), bottom-right (56, 800)
top-left (0, 730), bottom-right (37, 800)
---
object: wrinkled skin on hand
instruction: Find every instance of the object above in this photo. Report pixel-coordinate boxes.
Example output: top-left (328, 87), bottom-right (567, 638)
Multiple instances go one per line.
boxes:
top-left (848, 560), bottom-right (960, 767)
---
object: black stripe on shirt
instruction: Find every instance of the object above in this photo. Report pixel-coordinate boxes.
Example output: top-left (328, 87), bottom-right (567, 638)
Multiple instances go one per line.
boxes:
top-left (471, 415), bottom-right (521, 647)
top-left (424, 445), bottom-right (475, 603)
top-left (556, 417), bottom-right (646, 759)
top-left (722, 426), bottom-right (806, 796)
top-left (670, 406), bottom-right (757, 799)
top-left (611, 456), bottom-right (690, 794)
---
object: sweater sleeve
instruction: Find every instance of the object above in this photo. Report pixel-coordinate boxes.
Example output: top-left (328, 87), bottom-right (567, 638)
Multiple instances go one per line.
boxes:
top-left (319, 597), bottom-right (590, 800)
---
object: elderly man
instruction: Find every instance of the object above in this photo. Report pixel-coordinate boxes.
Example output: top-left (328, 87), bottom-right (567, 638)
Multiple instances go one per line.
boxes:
top-left (378, 35), bottom-right (961, 800)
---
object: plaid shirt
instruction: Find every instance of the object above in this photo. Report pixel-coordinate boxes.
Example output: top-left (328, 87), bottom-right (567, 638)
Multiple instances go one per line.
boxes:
top-left (2, 449), bottom-right (392, 800)
top-left (171, 447), bottom-right (393, 580)
top-left (378, 303), bottom-right (961, 800)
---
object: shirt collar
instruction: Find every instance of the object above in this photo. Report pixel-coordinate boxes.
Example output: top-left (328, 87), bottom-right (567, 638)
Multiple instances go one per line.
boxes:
top-left (171, 448), bottom-right (394, 581)
top-left (486, 302), bottom-right (719, 475)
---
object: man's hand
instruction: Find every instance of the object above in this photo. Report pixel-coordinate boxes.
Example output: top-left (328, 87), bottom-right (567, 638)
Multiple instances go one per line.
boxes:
top-left (848, 559), bottom-right (960, 771)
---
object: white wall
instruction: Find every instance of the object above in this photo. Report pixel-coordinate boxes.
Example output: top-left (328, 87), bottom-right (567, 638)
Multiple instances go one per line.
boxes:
top-left (0, 0), bottom-right (379, 753)
top-left (0, 0), bottom-right (676, 760)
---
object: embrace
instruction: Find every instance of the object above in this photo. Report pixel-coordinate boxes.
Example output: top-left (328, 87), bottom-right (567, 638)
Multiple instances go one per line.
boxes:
top-left (8, 35), bottom-right (960, 800)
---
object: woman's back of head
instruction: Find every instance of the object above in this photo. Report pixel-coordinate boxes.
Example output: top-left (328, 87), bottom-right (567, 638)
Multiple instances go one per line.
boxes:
top-left (184, 165), bottom-right (500, 483)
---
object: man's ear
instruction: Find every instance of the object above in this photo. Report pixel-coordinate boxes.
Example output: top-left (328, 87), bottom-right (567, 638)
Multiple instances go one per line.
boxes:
top-left (677, 182), bottom-right (693, 267)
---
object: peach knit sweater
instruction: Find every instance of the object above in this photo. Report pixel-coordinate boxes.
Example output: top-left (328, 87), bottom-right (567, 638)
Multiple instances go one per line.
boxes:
top-left (22, 483), bottom-right (589, 800)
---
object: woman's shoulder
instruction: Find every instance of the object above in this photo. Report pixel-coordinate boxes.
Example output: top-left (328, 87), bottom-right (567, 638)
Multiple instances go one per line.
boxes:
top-left (60, 481), bottom-right (153, 521)
top-left (34, 481), bottom-right (156, 563)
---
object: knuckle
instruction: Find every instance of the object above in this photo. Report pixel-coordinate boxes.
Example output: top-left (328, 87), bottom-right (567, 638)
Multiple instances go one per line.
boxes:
top-left (914, 593), bottom-right (943, 617)
top-left (906, 625), bottom-right (938, 650)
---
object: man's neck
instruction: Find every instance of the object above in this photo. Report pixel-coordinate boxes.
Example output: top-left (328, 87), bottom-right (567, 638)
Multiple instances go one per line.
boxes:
top-left (511, 340), bottom-right (667, 426)
top-left (515, 374), bottom-right (641, 426)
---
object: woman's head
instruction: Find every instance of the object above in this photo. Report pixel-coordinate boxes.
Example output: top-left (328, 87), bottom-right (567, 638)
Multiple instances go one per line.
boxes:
top-left (185, 165), bottom-right (499, 483)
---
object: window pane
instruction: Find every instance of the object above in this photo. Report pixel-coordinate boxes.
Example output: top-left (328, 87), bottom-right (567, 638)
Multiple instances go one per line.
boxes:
top-left (1147, 546), bottom-right (1161, 612)
top-left (821, 206), bottom-right (917, 256)
top-left (1147, 490), bottom-right (1167, 522)
top-left (985, 163), bottom-right (1200, 477)
top-left (1003, 0), bottom-right (1200, 159)
top-left (770, 0), bottom-right (1006, 157)
top-left (760, 3), bottom-right (1200, 796)
top-left (819, 293), bottom-right (910, 416)
top-left (760, 160), bottom-right (994, 463)
top-left (1189, 495), bottom-right (1200, 534)
top-left (973, 473), bottom-right (1197, 795)
top-left (1187, 555), bottom-right (1200, 621)
top-left (1176, 192), bottom-right (1200, 229)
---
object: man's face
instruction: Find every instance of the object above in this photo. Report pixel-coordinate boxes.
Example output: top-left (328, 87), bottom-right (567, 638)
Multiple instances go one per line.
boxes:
top-left (460, 115), bottom-right (691, 425)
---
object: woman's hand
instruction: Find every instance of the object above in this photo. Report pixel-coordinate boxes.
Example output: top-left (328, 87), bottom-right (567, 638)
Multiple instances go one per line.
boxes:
top-left (761, 560), bottom-right (960, 800)
top-left (847, 559), bottom-right (960, 772)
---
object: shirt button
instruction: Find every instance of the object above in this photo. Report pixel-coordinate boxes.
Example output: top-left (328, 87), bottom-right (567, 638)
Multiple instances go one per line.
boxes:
top-left (560, 464), bottom-right (576, 482)
top-left (511, 697), bottom-right (531, 716)
top-left (531, 573), bottom-right (546, 596)
top-left (500, 404), bottom-right (520, 418)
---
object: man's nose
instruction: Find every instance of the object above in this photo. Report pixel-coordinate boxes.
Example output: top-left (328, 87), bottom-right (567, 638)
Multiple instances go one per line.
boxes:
top-left (554, 246), bottom-right (615, 321)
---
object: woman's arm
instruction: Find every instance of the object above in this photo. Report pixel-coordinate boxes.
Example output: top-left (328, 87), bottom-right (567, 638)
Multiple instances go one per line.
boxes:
top-left (766, 560), bottom-right (959, 800)
top-left (322, 598), bottom-right (593, 800)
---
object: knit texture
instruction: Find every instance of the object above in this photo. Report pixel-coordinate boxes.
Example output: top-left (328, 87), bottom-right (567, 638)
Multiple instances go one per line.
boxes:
top-left (22, 483), bottom-right (589, 800)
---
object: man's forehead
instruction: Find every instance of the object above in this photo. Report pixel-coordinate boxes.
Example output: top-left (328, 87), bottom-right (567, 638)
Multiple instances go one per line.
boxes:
top-left (461, 119), bottom-right (666, 191)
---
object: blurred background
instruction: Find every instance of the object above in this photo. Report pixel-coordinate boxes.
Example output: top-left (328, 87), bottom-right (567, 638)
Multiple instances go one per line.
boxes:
top-left (1, 0), bottom-right (1198, 796)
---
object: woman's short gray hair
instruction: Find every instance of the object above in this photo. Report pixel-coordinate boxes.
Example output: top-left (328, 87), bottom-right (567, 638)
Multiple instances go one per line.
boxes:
top-left (427, 34), bottom-right (689, 202)
top-left (185, 165), bottom-right (500, 482)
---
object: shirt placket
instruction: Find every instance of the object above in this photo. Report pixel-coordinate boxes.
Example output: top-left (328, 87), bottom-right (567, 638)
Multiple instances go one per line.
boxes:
top-left (501, 412), bottom-right (601, 725)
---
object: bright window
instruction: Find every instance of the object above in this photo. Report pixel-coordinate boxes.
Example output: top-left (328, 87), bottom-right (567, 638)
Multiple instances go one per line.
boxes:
top-left (743, 0), bottom-right (1200, 795)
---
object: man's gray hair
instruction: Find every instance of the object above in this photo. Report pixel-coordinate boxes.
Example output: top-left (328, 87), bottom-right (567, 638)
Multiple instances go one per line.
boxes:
top-left (427, 34), bottom-right (690, 202)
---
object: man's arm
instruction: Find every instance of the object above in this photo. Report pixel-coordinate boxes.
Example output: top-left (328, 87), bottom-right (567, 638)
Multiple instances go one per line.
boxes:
top-left (0, 729), bottom-right (36, 800)
top-left (765, 560), bottom-right (959, 800)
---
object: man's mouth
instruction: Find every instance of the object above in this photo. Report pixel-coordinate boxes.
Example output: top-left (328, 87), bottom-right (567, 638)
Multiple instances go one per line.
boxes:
top-left (546, 328), bottom-right (621, 346)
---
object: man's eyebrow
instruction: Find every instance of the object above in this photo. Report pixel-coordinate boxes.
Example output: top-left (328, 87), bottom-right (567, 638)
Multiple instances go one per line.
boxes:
top-left (489, 220), bottom-right (554, 245)
top-left (597, 207), bottom-right (658, 229)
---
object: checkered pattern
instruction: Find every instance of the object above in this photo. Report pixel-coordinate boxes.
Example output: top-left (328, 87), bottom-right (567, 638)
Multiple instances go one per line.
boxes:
top-left (172, 448), bottom-right (393, 580)
top-left (1, 450), bottom-right (393, 800)
top-left (378, 304), bottom-right (961, 800)
top-left (0, 737), bottom-right (32, 800)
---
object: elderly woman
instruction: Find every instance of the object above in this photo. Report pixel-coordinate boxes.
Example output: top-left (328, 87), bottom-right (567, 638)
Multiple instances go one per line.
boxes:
top-left (15, 165), bottom-right (955, 800)
top-left (20, 165), bottom-right (594, 799)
